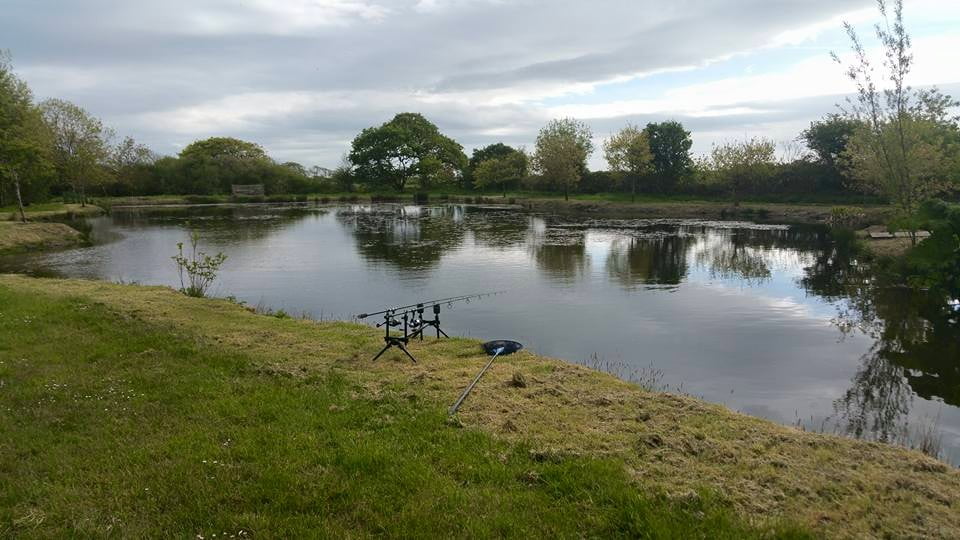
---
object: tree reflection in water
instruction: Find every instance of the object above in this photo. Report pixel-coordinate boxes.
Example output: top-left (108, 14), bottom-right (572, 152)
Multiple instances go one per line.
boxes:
top-left (530, 229), bottom-right (589, 284)
top-left (605, 233), bottom-right (692, 288)
top-left (802, 235), bottom-right (960, 452)
top-left (337, 205), bottom-right (468, 274)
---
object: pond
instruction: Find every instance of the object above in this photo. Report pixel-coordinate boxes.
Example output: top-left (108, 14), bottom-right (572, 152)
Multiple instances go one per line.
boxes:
top-left (3, 203), bottom-right (958, 463)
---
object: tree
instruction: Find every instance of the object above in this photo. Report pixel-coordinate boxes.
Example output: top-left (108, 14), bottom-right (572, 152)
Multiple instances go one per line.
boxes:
top-left (532, 118), bottom-right (593, 201)
top-left (834, 0), bottom-right (960, 239)
top-left (644, 121), bottom-right (693, 191)
top-left (107, 136), bottom-right (157, 195)
top-left (709, 137), bottom-right (777, 205)
top-left (177, 137), bottom-right (276, 194)
top-left (179, 137), bottom-right (267, 162)
top-left (0, 51), bottom-right (53, 220)
top-left (473, 148), bottom-right (527, 197)
top-left (802, 115), bottom-right (861, 172)
top-left (349, 113), bottom-right (466, 192)
top-left (40, 98), bottom-right (112, 206)
top-left (603, 125), bottom-right (653, 201)
top-left (467, 143), bottom-right (517, 189)
top-left (282, 161), bottom-right (308, 177)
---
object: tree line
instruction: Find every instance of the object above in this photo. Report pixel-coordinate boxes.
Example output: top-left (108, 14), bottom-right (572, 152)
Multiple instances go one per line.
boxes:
top-left (1, 51), bottom-right (336, 218)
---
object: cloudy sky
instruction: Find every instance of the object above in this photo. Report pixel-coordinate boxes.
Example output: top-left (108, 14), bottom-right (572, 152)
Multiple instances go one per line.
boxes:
top-left (4, 0), bottom-right (960, 168)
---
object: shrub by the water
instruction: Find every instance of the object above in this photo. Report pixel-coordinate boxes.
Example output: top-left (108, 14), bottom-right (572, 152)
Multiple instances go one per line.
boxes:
top-left (172, 231), bottom-right (228, 298)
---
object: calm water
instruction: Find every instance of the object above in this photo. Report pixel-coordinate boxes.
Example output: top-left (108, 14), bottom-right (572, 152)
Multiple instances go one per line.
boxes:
top-left (3, 204), bottom-right (958, 462)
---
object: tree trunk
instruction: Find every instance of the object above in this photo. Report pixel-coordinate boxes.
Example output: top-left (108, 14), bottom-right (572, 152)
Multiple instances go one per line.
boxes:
top-left (564, 185), bottom-right (569, 201)
top-left (79, 181), bottom-right (87, 207)
top-left (631, 177), bottom-right (636, 203)
top-left (14, 175), bottom-right (27, 223)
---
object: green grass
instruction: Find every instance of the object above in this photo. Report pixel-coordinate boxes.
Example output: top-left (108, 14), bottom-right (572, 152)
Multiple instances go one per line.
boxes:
top-left (0, 285), bottom-right (808, 538)
top-left (0, 202), bottom-right (70, 215)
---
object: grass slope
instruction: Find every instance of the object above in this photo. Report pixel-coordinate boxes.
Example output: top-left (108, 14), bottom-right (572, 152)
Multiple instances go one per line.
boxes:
top-left (0, 278), bottom-right (801, 538)
top-left (0, 222), bottom-right (82, 254)
top-left (2, 275), bottom-right (958, 537)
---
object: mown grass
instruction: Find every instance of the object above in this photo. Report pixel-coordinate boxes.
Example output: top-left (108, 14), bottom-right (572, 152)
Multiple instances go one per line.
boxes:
top-left (0, 202), bottom-right (69, 215)
top-left (0, 222), bottom-right (83, 255)
top-left (0, 284), bottom-right (808, 538)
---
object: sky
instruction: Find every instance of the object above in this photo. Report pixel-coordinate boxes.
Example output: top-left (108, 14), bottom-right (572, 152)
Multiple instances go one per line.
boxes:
top-left (3, 0), bottom-right (960, 169)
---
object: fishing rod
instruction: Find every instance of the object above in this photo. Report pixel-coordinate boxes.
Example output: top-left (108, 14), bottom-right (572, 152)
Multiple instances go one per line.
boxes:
top-left (356, 291), bottom-right (505, 320)
top-left (359, 290), bottom-right (505, 363)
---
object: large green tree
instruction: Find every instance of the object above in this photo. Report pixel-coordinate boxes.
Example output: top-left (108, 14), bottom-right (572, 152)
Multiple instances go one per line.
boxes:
top-left (177, 137), bottom-right (277, 194)
top-left (603, 124), bottom-right (653, 201)
top-left (802, 115), bottom-right (860, 172)
top-left (0, 52), bottom-right (53, 219)
top-left (40, 98), bottom-right (112, 206)
top-left (179, 137), bottom-right (268, 162)
top-left (466, 142), bottom-right (517, 189)
top-left (349, 113), bottom-right (466, 192)
top-left (644, 121), bottom-right (693, 191)
top-left (473, 148), bottom-right (527, 197)
top-left (532, 118), bottom-right (593, 201)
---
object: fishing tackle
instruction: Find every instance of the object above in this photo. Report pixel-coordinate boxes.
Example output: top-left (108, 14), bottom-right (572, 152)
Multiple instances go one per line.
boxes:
top-left (357, 291), bottom-right (504, 363)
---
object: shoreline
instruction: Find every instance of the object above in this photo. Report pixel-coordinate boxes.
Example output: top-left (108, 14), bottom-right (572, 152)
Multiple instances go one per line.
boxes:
top-left (98, 194), bottom-right (890, 226)
top-left (517, 197), bottom-right (890, 225)
top-left (2, 274), bottom-right (957, 537)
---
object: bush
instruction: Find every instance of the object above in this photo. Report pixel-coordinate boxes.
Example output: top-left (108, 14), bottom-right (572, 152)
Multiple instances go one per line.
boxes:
top-left (184, 195), bottom-right (220, 204)
top-left (171, 231), bottom-right (228, 298)
top-left (579, 171), bottom-right (619, 194)
top-left (827, 206), bottom-right (868, 229)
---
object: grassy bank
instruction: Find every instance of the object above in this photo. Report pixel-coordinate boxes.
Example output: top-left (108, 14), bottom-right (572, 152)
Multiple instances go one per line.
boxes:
top-left (2, 276), bottom-right (958, 537)
top-left (1, 202), bottom-right (103, 222)
top-left (0, 222), bottom-right (83, 254)
top-left (0, 277), bottom-right (800, 538)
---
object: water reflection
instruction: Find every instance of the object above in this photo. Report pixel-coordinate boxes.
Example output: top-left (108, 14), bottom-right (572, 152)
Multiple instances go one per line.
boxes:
top-left (531, 229), bottom-right (589, 284)
top-left (801, 241), bottom-right (960, 453)
top-left (606, 235), bottom-right (691, 288)
top-left (337, 206), bottom-right (468, 274)
top-left (693, 232), bottom-right (771, 284)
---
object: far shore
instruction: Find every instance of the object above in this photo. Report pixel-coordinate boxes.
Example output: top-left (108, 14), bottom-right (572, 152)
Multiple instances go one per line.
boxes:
top-left (95, 192), bottom-right (891, 226)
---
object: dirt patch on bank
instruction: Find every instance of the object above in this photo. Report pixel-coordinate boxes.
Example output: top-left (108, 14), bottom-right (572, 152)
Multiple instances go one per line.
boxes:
top-left (0, 222), bottom-right (84, 253)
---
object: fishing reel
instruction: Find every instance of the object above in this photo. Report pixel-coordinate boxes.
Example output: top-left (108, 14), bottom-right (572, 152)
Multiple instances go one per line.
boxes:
top-left (376, 311), bottom-right (403, 328)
